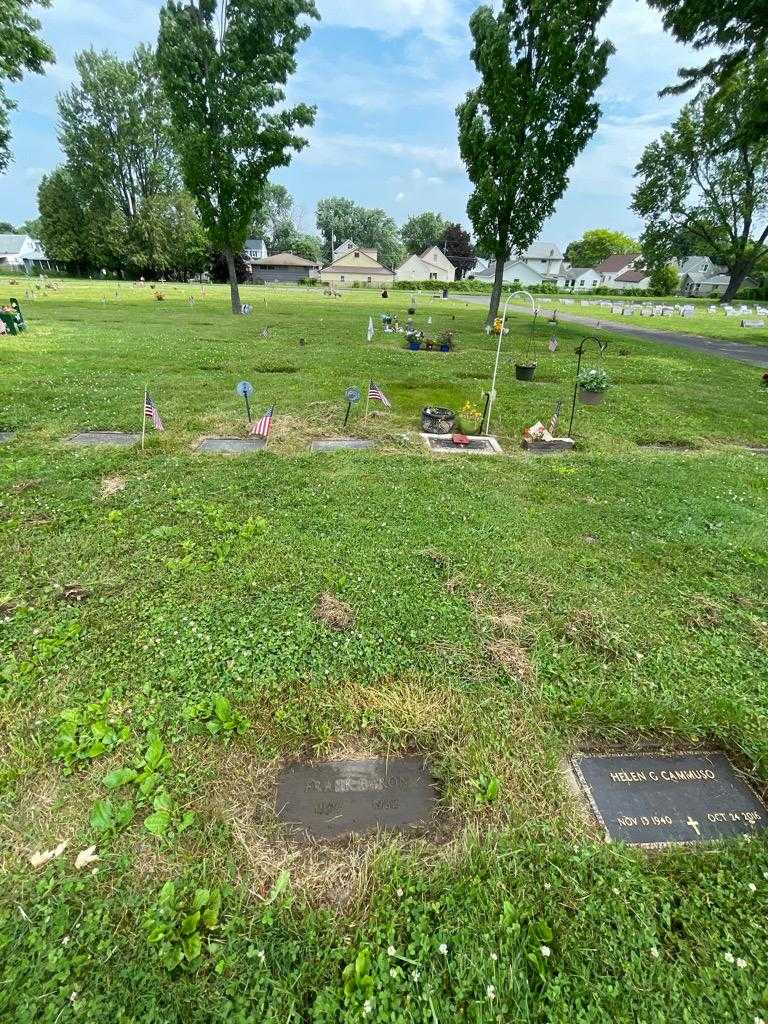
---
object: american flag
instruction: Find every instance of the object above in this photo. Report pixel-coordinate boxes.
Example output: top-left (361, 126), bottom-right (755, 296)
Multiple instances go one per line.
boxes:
top-left (367, 316), bottom-right (374, 341)
top-left (143, 391), bottom-right (164, 431)
top-left (249, 405), bottom-right (274, 439)
top-left (367, 381), bottom-right (391, 407)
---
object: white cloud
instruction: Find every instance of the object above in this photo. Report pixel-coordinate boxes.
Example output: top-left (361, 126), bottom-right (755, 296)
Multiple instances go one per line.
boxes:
top-left (395, 192), bottom-right (406, 202)
top-left (426, 176), bottom-right (444, 186)
top-left (316, 0), bottom-right (466, 48)
top-left (410, 168), bottom-right (423, 180)
top-left (299, 129), bottom-right (463, 175)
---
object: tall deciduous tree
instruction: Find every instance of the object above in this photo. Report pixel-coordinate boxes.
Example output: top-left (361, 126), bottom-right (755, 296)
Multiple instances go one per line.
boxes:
top-left (157, 0), bottom-right (318, 313)
top-left (248, 183), bottom-right (294, 249)
top-left (457, 1), bottom-right (613, 322)
top-left (58, 46), bottom-right (177, 222)
top-left (647, 0), bottom-right (768, 147)
top-left (0, 0), bottom-right (54, 173)
top-left (316, 196), bottom-right (404, 268)
top-left (37, 167), bottom-right (88, 269)
top-left (565, 228), bottom-right (638, 267)
top-left (632, 65), bottom-right (768, 302)
top-left (439, 222), bottom-right (476, 279)
top-left (401, 212), bottom-right (447, 255)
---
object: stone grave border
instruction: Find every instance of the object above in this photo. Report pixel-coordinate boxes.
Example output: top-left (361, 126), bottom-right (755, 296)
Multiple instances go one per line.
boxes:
top-left (65, 431), bottom-right (141, 447)
top-left (570, 749), bottom-right (768, 851)
top-left (195, 436), bottom-right (267, 455)
top-left (421, 433), bottom-right (503, 456)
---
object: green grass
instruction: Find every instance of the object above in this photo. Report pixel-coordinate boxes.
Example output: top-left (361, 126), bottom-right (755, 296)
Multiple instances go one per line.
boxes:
top-left (500, 292), bottom-right (768, 347)
top-left (1, 280), bottom-right (768, 1022)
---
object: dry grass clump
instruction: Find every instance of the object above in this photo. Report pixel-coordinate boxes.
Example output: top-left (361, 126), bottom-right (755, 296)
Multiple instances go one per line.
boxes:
top-left (100, 474), bottom-right (126, 499)
top-left (313, 591), bottom-right (355, 631)
top-left (683, 596), bottom-right (725, 630)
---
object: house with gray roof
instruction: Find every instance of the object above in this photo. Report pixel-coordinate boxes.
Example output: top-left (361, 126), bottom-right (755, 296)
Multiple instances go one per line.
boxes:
top-left (0, 234), bottom-right (49, 271)
top-left (248, 251), bottom-right (320, 284)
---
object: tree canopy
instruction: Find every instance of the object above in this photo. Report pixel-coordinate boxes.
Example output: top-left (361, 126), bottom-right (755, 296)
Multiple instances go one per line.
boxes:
top-left (632, 63), bottom-right (768, 301)
top-left (0, 0), bottom-right (54, 173)
top-left (316, 196), bottom-right (403, 268)
top-left (565, 228), bottom-right (637, 267)
top-left (157, 0), bottom-right (318, 312)
top-left (439, 222), bottom-right (476, 279)
top-left (456, 0), bottom-right (613, 320)
top-left (647, 0), bottom-right (768, 147)
top-left (401, 212), bottom-right (446, 255)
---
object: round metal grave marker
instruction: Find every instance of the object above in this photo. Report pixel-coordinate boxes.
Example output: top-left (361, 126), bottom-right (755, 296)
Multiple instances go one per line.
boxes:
top-left (235, 381), bottom-right (254, 398)
top-left (345, 386), bottom-right (361, 403)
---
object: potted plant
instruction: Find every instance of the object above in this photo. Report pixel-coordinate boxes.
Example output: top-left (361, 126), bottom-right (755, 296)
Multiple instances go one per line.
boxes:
top-left (438, 330), bottom-right (454, 353)
top-left (407, 305), bottom-right (416, 315)
top-left (406, 330), bottom-right (421, 351)
top-left (424, 338), bottom-right (435, 351)
top-left (577, 367), bottom-right (611, 405)
top-left (514, 361), bottom-right (536, 381)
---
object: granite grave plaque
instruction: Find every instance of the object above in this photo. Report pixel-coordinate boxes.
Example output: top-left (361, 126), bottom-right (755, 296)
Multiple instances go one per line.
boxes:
top-left (422, 433), bottom-right (502, 455)
top-left (197, 436), bottom-right (266, 454)
top-left (311, 437), bottom-right (375, 452)
top-left (67, 431), bottom-right (140, 446)
top-left (0, 431), bottom-right (16, 444)
top-left (572, 751), bottom-right (768, 847)
top-left (276, 756), bottom-right (438, 839)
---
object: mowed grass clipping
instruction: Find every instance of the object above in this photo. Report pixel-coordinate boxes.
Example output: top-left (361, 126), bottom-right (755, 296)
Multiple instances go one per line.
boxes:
top-left (0, 280), bottom-right (767, 1023)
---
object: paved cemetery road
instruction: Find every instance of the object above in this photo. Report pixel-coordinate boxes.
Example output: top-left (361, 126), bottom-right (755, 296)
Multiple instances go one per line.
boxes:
top-left (454, 294), bottom-right (768, 367)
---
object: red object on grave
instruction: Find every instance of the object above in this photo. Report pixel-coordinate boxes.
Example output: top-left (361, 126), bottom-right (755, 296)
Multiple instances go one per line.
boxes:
top-left (452, 433), bottom-right (470, 446)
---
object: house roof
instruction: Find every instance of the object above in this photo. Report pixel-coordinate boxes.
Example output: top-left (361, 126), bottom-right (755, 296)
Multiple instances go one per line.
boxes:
top-left (562, 267), bottom-right (594, 278)
top-left (0, 234), bottom-right (27, 255)
top-left (594, 253), bottom-right (641, 273)
top-left (614, 269), bottom-right (649, 283)
top-left (251, 252), bottom-right (319, 267)
top-left (518, 242), bottom-right (563, 260)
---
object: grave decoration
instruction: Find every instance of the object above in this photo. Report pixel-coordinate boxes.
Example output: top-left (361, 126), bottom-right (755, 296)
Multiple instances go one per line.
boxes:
top-left (577, 367), bottom-right (611, 406)
top-left (365, 381), bottom-right (391, 420)
top-left (567, 336), bottom-right (609, 437)
top-left (366, 316), bottom-right (374, 342)
top-left (276, 756), bottom-right (438, 840)
top-left (572, 750), bottom-right (768, 848)
top-left (0, 298), bottom-right (25, 335)
top-left (142, 390), bottom-right (165, 450)
top-left (522, 400), bottom-right (575, 453)
top-left (235, 380), bottom-right (254, 423)
top-left (249, 405), bottom-right (274, 443)
top-left (343, 386), bottom-right (360, 427)
top-left (421, 406), bottom-right (456, 434)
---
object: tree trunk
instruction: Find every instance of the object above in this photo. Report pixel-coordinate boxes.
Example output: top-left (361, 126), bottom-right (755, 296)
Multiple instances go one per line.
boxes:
top-left (224, 247), bottom-right (242, 314)
top-left (487, 250), bottom-right (507, 324)
top-left (720, 262), bottom-right (752, 303)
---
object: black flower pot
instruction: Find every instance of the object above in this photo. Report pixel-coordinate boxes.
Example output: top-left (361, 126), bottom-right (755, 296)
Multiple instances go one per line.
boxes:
top-left (421, 406), bottom-right (455, 434)
top-left (515, 363), bottom-right (537, 381)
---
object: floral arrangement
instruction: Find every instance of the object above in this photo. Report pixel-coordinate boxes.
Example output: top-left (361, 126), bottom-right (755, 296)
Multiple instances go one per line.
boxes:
top-left (577, 368), bottom-right (611, 392)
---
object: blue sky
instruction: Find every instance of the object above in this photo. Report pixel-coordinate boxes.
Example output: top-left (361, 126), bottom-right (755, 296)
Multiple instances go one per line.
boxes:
top-left (1, 0), bottom-right (702, 248)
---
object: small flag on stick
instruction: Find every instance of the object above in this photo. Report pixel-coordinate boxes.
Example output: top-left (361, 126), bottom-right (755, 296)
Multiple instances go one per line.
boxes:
top-left (367, 381), bottom-right (391, 408)
top-left (367, 316), bottom-right (374, 342)
top-left (143, 391), bottom-right (164, 431)
top-left (249, 405), bottom-right (274, 440)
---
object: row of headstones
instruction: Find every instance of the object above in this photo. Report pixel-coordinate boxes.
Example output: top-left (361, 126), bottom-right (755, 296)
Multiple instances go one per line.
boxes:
top-left (568, 297), bottom-right (766, 327)
top-left (278, 750), bottom-right (767, 848)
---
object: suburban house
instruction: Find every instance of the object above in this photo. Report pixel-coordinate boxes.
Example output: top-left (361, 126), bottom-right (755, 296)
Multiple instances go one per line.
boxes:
top-left (560, 266), bottom-right (601, 290)
top-left (675, 256), bottom-right (751, 297)
top-left (0, 234), bottom-right (50, 271)
top-left (594, 253), bottom-right (641, 286)
top-left (472, 259), bottom-right (550, 287)
top-left (612, 268), bottom-right (651, 291)
top-left (395, 245), bottom-right (455, 283)
top-left (518, 242), bottom-right (564, 276)
top-left (321, 246), bottom-right (395, 287)
top-left (243, 238), bottom-right (267, 262)
top-left (248, 252), bottom-right (320, 284)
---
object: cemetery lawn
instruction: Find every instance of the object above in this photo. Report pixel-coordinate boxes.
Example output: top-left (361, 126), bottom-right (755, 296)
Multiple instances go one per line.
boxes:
top-left (1, 280), bottom-right (767, 1023)
top-left (503, 293), bottom-right (768, 347)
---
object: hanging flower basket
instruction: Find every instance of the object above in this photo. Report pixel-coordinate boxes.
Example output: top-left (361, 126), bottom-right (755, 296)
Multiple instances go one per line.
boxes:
top-left (577, 367), bottom-right (610, 405)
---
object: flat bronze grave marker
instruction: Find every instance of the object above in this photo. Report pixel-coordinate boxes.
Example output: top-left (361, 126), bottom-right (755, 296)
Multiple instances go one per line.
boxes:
top-left (572, 751), bottom-right (768, 848)
top-left (67, 431), bottom-right (140, 447)
top-left (746, 447), bottom-right (768, 456)
top-left (0, 431), bottom-right (16, 443)
top-left (197, 436), bottom-right (266, 454)
top-left (421, 433), bottom-right (502, 455)
top-left (311, 437), bottom-right (375, 452)
top-left (277, 756), bottom-right (438, 840)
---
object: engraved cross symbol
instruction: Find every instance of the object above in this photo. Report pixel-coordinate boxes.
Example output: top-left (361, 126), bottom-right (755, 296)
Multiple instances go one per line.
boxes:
top-left (686, 816), bottom-right (701, 836)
